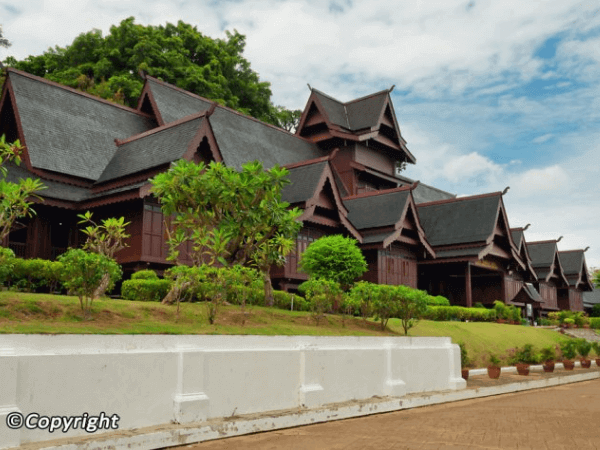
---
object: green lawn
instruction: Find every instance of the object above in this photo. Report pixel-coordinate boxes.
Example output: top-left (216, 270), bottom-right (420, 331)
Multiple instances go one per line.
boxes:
top-left (0, 291), bottom-right (575, 367)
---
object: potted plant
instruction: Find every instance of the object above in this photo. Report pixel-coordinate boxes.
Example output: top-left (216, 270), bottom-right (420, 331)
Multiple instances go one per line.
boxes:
top-left (458, 342), bottom-right (471, 380)
top-left (560, 340), bottom-right (577, 370)
top-left (487, 353), bottom-right (501, 379)
top-left (510, 344), bottom-right (538, 376)
top-left (576, 338), bottom-right (592, 368)
top-left (540, 346), bottom-right (556, 373)
top-left (592, 342), bottom-right (600, 367)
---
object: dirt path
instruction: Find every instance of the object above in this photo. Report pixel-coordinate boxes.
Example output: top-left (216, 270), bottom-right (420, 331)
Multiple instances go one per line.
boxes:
top-left (175, 370), bottom-right (600, 450)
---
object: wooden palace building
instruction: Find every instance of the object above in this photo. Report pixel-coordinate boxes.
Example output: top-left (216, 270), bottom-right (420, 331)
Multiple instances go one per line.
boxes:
top-left (0, 68), bottom-right (592, 312)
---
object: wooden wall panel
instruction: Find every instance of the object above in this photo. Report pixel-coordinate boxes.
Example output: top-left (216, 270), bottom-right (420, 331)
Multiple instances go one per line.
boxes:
top-left (354, 143), bottom-right (395, 176)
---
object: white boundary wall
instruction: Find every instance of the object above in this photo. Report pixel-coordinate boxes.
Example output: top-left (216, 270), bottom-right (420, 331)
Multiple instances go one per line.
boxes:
top-left (0, 335), bottom-right (466, 448)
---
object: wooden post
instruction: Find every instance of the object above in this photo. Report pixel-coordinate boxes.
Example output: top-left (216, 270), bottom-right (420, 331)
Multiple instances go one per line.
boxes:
top-left (465, 263), bottom-right (472, 308)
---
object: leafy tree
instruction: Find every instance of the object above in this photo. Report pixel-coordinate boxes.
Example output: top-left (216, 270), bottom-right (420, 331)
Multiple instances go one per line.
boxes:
top-left (0, 24), bottom-right (10, 49)
top-left (302, 278), bottom-right (343, 325)
top-left (5, 17), bottom-right (297, 127)
top-left (299, 235), bottom-right (367, 290)
top-left (151, 159), bottom-right (302, 306)
top-left (77, 211), bottom-right (130, 298)
top-left (58, 249), bottom-right (122, 319)
top-left (592, 267), bottom-right (600, 288)
top-left (0, 136), bottom-right (46, 243)
top-left (394, 285), bottom-right (428, 335)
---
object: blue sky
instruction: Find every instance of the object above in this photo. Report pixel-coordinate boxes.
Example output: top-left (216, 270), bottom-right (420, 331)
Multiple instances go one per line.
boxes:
top-left (2, 0), bottom-right (600, 269)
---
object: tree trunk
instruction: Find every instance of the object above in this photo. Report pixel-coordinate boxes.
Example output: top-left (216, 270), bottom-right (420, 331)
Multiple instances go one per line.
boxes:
top-left (263, 270), bottom-right (274, 307)
top-left (93, 272), bottom-right (111, 299)
top-left (161, 281), bottom-right (191, 305)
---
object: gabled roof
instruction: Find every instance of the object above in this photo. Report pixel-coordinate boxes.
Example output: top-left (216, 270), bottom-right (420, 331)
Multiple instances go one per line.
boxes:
top-left (583, 288), bottom-right (600, 307)
top-left (509, 227), bottom-right (537, 281)
top-left (96, 113), bottom-right (206, 183)
top-left (281, 159), bottom-right (361, 241)
top-left (139, 76), bottom-right (213, 125)
top-left (297, 87), bottom-right (416, 164)
top-left (527, 240), bottom-right (569, 286)
top-left (522, 283), bottom-right (543, 302)
top-left (4, 69), bottom-right (155, 181)
top-left (396, 173), bottom-right (456, 203)
top-left (416, 193), bottom-right (503, 247)
top-left (343, 185), bottom-right (434, 256)
top-left (510, 228), bottom-right (524, 251)
top-left (558, 249), bottom-right (594, 291)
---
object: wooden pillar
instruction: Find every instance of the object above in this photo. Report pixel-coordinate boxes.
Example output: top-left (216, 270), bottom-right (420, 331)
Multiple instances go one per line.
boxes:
top-left (465, 263), bottom-right (472, 308)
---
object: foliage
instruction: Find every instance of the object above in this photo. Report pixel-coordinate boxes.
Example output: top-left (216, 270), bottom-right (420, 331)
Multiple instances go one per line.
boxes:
top-left (0, 136), bottom-right (46, 242)
top-left (5, 17), bottom-right (296, 127)
top-left (424, 306), bottom-right (497, 322)
top-left (488, 353), bottom-right (501, 367)
top-left (493, 300), bottom-right (521, 322)
top-left (394, 285), bottom-right (428, 335)
top-left (563, 318), bottom-right (575, 327)
top-left (589, 318), bottom-right (600, 329)
top-left (590, 304), bottom-right (600, 318)
top-left (458, 342), bottom-right (471, 368)
top-left (509, 344), bottom-right (539, 365)
top-left (58, 249), bottom-right (122, 318)
top-left (559, 340), bottom-right (577, 360)
top-left (131, 269), bottom-right (159, 280)
top-left (6, 258), bottom-right (64, 292)
top-left (299, 235), bottom-right (367, 289)
top-left (343, 281), bottom-right (377, 321)
top-left (576, 338), bottom-right (592, 358)
top-left (426, 295), bottom-right (451, 306)
top-left (0, 24), bottom-right (10, 49)
top-left (572, 311), bottom-right (589, 328)
top-left (77, 211), bottom-right (130, 258)
top-left (121, 279), bottom-right (171, 302)
top-left (0, 246), bottom-right (15, 285)
top-left (302, 278), bottom-right (343, 325)
top-left (591, 342), bottom-right (600, 357)
top-left (538, 318), bottom-right (554, 326)
top-left (540, 346), bottom-right (556, 362)
top-left (151, 159), bottom-right (301, 305)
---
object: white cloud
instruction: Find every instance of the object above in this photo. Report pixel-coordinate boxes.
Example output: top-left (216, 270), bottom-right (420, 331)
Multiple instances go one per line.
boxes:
top-left (531, 133), bottom-right (554, 144)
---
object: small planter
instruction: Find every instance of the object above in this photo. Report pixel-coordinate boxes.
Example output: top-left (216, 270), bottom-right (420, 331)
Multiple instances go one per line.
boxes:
top-left (515, 363), bottom-right (530, 376)
top-left (487, 365), bottom-right (501, 379)
top-left (580, 358), bottom-right (591, 369)
top-left (543, 361), bottom-right (555, 373)
top-left (563, 360), bottom-right (575, 370)
top-left (461, 369), bottom-right (469, 381)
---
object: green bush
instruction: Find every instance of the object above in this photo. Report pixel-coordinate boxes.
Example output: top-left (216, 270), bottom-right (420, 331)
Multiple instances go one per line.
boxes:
top-left (458, 342), bottom-right (471, 368)
top-left (424, 306), bottom-right (496, 322)
top-left (426, 295), bottom-right (450, 306)
top-left (540, 346), bottom-right (556, 362)
top-left (589, 317), bottom-right (600, 329)
top-left (121, 279), bottom-right (171, 302)
top-left (0, 247), bottom-right (15, 286)
top-left (591, 304), bottom-right (600, 318)
top-left (576, 338), bottom-right (592, 358)
top-left (572, 312), bottom-right (589, 328)
top-left (131, 269), bottom-right (159, 280)
top-left (340, 281), bottom-right (377, 320)
top-left (563, 318), bottom-right (575, 327)
top-left (272, 290), bottom-right (309, 311)
top-left (560, 340), bottom-right (577, 360)
top-left (303, 278), bottom-right (343, 323)
top-left (509, 344), bottom-right (539, 365)
top-left (538, 318), bottom-right (553, 326)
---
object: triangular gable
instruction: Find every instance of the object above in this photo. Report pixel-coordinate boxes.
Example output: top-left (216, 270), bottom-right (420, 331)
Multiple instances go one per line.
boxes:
top-left (0, 75), bottom-right (32, 170)
top-left (528, 240), bottom-right (569, 286)
top-left (137, 81), bottom-right (165, 126)
top-left (283, 158), bottom-right (361, 242)
top-left (559, 250), bottom-right (594, 291)
top-left (510, 227), bottom-right (537, 281)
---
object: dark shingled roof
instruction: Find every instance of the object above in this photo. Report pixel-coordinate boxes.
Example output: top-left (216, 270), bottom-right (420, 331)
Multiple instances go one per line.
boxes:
top-left (511, 229), bottom-right (524, 250)
top-left (583, 289), bottom-right (600, 307)
top-left (209, 107), bottom-right (323, 171)
top-left (522, 283), bottom-right (543, 302)
top-left (312, 89), bottom-right (388, 131)
top-left (558, 251), bottom-right (584, 276)
top-left (281, 162), bottom-right (327, 204)
top-left (344, 190), bottom-right (411, 230)
top-left (416, 194), bottom-right (500, 247)
top-left (396, 173), bottom-right (456, 203)
top-left (145, 78), bottom-right (213, 124)
top-left (97, 116), bottom-right (204, 183)
top-left (435, 246), bottom-right (487, 258)
top-left (9, 70), bottom-right (155, 181)
top-left (527, 241), bottom-right (557, 268)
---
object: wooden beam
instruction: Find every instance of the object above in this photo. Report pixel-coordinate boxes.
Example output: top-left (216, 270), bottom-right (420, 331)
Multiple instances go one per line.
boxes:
top-left (465, 263), bottom-right (472, 308)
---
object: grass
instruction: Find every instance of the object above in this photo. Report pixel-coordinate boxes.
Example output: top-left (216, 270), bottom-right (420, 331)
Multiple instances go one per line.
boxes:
top-left (0, 291), bottom-right (577, 367)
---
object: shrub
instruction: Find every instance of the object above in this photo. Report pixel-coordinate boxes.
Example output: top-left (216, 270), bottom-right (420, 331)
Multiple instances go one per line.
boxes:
top-left (458, 342), bottom-right (471, 368)
top-left (538, 318), bottom-right (553, 326)
top-left (121, 279), bottom-right (171, 302)
top-left (303, 278), bottom-right (343, 324)
top-left (560, 340), bottom-right (577, 360)
top-left (592, 342), bottom-right (600, 357)
top-left (576, 338), bottom-right (592, 358)
top-left (589, 317), bottom-right (600, 329)
top-left (299, 235), bottom-right (367, 289)
top-left (426, 295), bottom-right (450, 306)
top-left (394, 285), bottom-right (428, 335)
top-left (572, 312), bottom-right (588, 328)
top-left (272, 290), bottom-right (309, 311)
top-left (591, 304), bottom-right (600, 318)
top-left (509, 344), bottom-right (539, 365)
top-left (424, 306), bottom-right (496, 322)
top-left (58, 249), bottom-right (122, 318)
top-left (131, 269), bottom-right (159, 280)
top-left (488, 353), bottom-right (501, 366)
top-left (540, 346), bottom-right (556, 362)
top-left (493, 300), bottom-right (510, 320)
top-left (563, 318), bottom-right (575, 327)
top-left (0, 247), bottom-right (15, 286)
top-left (344, 281), bottom-right (377, 321)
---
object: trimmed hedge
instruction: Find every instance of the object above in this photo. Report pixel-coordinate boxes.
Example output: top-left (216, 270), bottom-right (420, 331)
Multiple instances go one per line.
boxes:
top-left (426, 295), bottom-right (450, 306)
top-left (424, 306), bottom-right (497, 322)
top-left (121, 279), bottom-right (171, 302)
top-left (131, 269), bottom-right (159, 280)
top-left (589, 317), bottom-right (600, 329)
top-left (6, 257), bottom-right (65, 292)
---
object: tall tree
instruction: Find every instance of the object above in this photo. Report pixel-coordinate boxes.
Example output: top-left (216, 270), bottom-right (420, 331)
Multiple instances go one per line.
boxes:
top-left (0, 24), bottom-right (10, 48)
top-left (4, 17), bottom-right (296, 127)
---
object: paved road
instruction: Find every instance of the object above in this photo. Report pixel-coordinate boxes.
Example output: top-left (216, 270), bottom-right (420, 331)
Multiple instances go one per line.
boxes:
top-left (179, 379), bottom-right (600, 450)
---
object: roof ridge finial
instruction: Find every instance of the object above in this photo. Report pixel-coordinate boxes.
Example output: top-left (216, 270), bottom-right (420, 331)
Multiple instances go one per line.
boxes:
top-left (307, 83), bottom-right (312, 91)
top-left (584, 246), bottom-right (590, 252)
top-left (502, 186), bottom-right (510, 195)
top-left (389, 84), bottom-right (395, 92)
top-left (557, 236), bottom-right (563, 242)
top-left (523, 223), bottom-right (531, 231)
